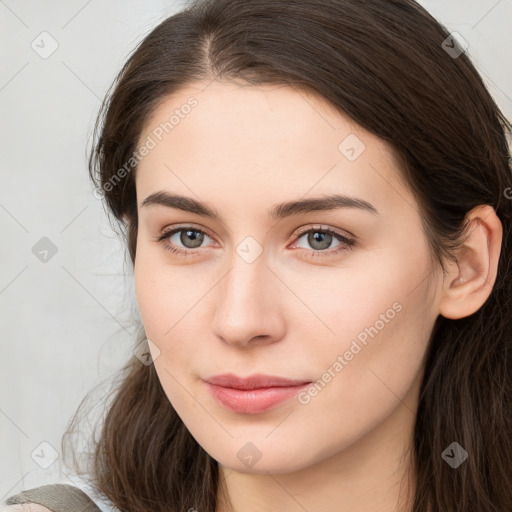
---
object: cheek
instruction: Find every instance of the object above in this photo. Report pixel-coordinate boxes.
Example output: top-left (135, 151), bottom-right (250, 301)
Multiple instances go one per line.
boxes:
top-left (133, 248), bottom-right (182, 340)
top-left (300, 246), bottom-right (427, 345)
top-left (133, 247), bottom-right (208, 377)
top-left (302, 240), bottom-right (434, 389)
top-left (133, 254), bottom-right (199, 409)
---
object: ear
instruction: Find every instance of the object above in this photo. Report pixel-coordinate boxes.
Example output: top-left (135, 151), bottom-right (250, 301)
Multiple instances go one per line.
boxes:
top-left (438, 204), bottom-right (503, 320)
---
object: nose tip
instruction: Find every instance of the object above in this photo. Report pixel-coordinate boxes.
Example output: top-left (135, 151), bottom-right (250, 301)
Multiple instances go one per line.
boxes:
top-left (211, 261), bottom-right (285, 347)
top-left (213, 314), bottom-right (276, 347)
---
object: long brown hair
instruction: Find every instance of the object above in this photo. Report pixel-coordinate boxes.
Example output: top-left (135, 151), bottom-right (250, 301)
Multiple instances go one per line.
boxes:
top-left (62, 1), bottom-right (512, 510)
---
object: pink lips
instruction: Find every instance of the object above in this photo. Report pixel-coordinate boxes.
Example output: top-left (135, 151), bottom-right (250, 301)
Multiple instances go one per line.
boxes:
top-left (203, 373), bottom-right (312, 414)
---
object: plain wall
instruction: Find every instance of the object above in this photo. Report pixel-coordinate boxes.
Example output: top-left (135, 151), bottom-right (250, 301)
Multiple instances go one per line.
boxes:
top-left (1, 0), bottom-right (511, 501)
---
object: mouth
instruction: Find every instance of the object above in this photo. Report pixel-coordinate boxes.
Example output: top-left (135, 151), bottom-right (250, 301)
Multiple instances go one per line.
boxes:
top-left (202, 373), bottom-right (312, 414)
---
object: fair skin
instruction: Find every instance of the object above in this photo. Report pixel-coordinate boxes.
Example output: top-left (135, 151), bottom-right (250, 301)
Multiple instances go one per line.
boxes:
top-left (131, 80), bottom-right (502, 512)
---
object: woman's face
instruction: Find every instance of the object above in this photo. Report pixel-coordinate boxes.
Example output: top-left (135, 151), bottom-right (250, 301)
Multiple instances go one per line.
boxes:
top-left (133, 80), bottom-right (441, 474)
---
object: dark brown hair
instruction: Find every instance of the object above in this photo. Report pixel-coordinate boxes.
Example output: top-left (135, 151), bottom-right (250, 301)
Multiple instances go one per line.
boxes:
top-left (62, 1), bottom-right (512, 510)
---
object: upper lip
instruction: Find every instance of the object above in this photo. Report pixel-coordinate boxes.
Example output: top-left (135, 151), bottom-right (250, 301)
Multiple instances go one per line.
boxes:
top-left (203, 373), bottom-right (311, 390)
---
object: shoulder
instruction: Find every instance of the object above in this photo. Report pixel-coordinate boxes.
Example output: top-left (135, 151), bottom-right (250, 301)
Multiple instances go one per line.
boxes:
top-left (2, 480), bottom-right (105, 511)
top-left (2, 476), bottom-right (119, 512)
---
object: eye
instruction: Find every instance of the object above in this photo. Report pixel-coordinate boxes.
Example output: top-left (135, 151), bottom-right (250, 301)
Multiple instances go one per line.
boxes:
top-left (155, 224), bottom-right (356, 259)
top-left (290, 225), bottom-right (356, 258)
top-left (156, 226), bottom-right (216, 257)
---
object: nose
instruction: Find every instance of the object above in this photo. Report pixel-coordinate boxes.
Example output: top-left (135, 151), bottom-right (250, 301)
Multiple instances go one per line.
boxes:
top-left (212, 253), bottom-right (286, 347)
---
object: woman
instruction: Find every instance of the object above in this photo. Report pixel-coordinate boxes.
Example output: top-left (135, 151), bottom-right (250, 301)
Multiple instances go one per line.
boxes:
top-left (5, 0), bottom-right (511, 511)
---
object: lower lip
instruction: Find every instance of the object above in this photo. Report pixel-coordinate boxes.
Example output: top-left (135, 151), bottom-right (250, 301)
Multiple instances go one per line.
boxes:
top-left (204, 382), bottom-right (311, 414)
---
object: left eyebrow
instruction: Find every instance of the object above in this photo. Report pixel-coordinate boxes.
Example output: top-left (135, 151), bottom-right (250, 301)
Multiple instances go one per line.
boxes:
top-left (269, 193), bottom-right (380, 220)
top-left (139, 191), bottom-right (380, 221)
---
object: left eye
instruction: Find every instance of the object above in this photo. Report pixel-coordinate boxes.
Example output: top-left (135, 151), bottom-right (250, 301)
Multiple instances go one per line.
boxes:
top-left (295, 229), bottom-right (344, 251)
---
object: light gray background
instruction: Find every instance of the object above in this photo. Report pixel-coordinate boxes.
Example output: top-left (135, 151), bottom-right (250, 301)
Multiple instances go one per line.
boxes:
top-left (1, 0), bottom-right (511, 502)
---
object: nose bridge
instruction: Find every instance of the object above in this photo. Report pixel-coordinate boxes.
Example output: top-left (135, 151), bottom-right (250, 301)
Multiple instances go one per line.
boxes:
top-left (212, 245), bottom-right (283, 346)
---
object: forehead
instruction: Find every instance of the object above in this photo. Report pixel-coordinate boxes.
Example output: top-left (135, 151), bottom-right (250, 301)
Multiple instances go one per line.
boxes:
top-left (139, 80), bottom-right (362, 155)
top-left (134, 80), bottom-right (410, 217)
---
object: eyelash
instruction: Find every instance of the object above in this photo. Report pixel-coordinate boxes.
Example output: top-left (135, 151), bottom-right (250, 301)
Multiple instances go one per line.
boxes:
top-left (155, 224), bottom-right (356, 259)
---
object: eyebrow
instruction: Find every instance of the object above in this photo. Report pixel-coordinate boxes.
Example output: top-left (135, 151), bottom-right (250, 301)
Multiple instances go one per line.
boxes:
top-left (140, 191), bottom-right (380, 221)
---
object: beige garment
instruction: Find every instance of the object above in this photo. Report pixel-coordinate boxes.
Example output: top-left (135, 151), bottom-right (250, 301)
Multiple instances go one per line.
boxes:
top-left (5, 484), bottom-right (102, 512)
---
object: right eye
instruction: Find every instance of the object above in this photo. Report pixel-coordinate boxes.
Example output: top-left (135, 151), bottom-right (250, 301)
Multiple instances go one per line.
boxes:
top-left (156, 226), bottom-right (217, 257)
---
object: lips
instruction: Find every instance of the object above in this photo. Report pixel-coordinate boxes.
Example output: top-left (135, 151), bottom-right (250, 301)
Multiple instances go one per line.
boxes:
top-left (202, 373), bottom-right (312, 414)
top-left (203, 373), bottom-right (311, 390)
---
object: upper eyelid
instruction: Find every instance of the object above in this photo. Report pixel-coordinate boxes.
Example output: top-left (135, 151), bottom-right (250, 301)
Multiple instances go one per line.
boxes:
top-left (294, 224), bottom-right (354, 240)
top-left (162, 223), bottom-right (217, 241)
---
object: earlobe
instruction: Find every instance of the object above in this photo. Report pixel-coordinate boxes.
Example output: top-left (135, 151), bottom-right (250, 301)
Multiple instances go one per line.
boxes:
top-left (438, 205), bottom-right (503, 320)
